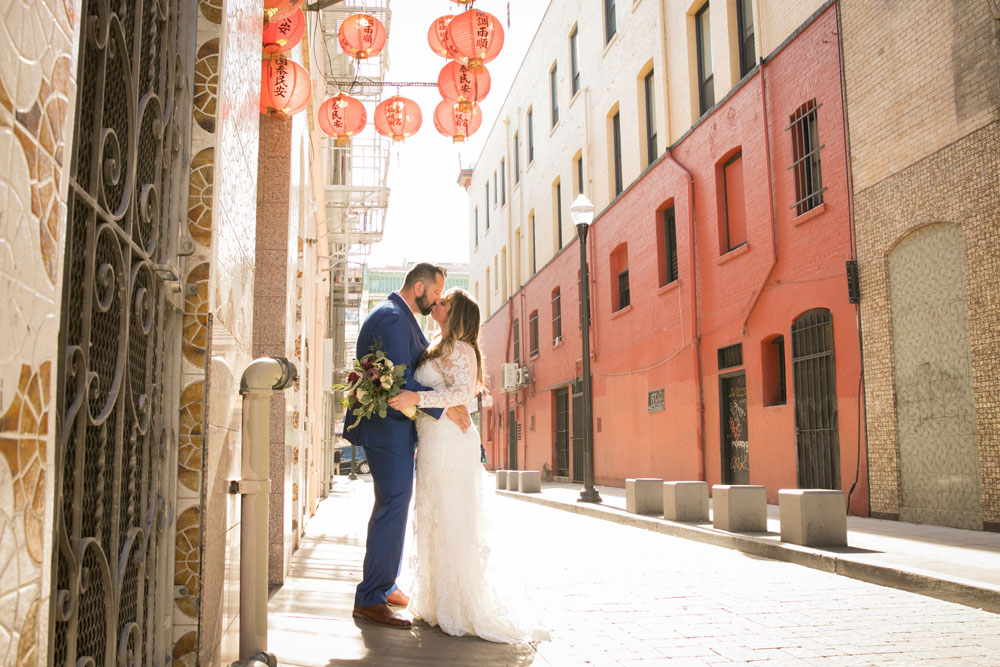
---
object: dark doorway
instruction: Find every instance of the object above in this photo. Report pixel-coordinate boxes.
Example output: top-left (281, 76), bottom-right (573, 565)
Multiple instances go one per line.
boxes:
top-left (571, 380), bottom-right (585, 483)
top-left (507, 409), bottom-right (518, 469)
top-left (555, 388), bottom-right (570, 477)
top-left (721, 373), bottom-right (750, 484)
top-left (792, 308), bottom-right (841, 489)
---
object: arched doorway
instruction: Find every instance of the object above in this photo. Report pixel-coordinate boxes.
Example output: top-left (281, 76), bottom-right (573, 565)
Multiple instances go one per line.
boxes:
top-left (792, 308), bottom-right (841, 489)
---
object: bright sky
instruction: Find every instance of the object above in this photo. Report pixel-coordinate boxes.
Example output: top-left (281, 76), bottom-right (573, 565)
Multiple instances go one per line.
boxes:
top-left (366, 1), bottom-right (549, 267)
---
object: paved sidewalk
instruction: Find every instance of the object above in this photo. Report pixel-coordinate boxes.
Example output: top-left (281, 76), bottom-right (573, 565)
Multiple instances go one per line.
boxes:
top-left (496, 479), bottom-right (1000, 614)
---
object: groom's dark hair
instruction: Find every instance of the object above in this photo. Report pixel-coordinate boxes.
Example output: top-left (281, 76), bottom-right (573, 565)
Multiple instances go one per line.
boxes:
top-left (402, 262), bottom-right (447, 290)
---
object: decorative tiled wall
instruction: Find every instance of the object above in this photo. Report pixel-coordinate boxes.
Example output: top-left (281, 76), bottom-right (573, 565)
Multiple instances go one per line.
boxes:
top-left (173, 0), bottom-right (262, 664)
top-left (0, 1), bottom-right (81, 665)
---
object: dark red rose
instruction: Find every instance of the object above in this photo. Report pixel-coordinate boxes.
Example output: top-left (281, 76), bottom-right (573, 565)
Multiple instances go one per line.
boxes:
top-left (348, 371), bottom-right (360, 383)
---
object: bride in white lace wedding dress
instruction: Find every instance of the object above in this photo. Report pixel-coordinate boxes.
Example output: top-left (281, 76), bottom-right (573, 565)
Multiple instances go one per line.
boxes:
top-left (387, 289), bottom-right (548, 645)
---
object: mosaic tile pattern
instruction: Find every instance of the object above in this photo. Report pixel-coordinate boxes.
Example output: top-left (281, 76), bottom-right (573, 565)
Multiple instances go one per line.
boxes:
top-left (178, 381), bottom-right (205, 494)
top-left (174, 505), bottom-right (201, 618)
top-left (193, 39), bottom-right (220, 134)
top-left (187, 148), bottom-right (214, 247)
top-left (0, 1), bottom-right (80, 664)
top-left (182, 263), bottom-right (210, 368)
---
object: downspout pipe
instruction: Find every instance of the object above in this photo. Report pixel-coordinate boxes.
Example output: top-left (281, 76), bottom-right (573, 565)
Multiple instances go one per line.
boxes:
top-left (663, 150), bottom-right (705, 482)
top-left (740, 57), bottom-right (778, 335)
top-left (232, 356), bottom-right (298, 667)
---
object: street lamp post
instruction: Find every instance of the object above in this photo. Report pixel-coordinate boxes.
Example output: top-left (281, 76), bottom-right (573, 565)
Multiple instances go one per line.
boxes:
top-left (571, 194), bottom-right (602, 504)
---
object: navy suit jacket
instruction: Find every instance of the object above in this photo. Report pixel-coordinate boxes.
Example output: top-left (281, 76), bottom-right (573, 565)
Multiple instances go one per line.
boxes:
top-left (342, 292), bottom-right (442, 447)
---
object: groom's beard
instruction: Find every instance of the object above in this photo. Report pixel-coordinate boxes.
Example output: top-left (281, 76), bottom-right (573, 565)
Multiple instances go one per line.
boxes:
top-left (415, 293), bottom-right (434, 316)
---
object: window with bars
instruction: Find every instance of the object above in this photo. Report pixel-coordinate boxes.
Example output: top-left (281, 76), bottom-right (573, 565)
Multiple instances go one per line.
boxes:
top-left (644, 69), bottom-right (658, 166)
top-left (789, 99), bottom-right (824, 216)
top-left (550, 63), bottom-right (559, 126)
top-left (662, 206), bottom-right (678, 284)
top-left (604, 0), bottom-right (617, 44)
top-left (736, 0), bottom-right (756, 78)
top-left (570, 26), bottom-right (581, 96)
top-left (718, 343), bottom-right (743, 370)
top-left (551, 288), bottom-right (562, 343)
top-left (695, 3), bottom-right (714, 115)
top-left (512, 319), bottom-right (520, 365)
top-left (618, 270), bottom-right (631, 309)
top-left (529, 311), bottom-right (539, 356)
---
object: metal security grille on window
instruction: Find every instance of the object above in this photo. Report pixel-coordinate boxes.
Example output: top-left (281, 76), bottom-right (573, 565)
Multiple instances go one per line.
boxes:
top-left (718, 343), bottom-right (743, 369)
top-left (788, 99), bottom-right (825, 215)
top-left (52, 2), bottom-right (194, 665)
top-left (618, 270), bottom-right (630, 309)
top-left (552, 291), bottom-right (562, 342)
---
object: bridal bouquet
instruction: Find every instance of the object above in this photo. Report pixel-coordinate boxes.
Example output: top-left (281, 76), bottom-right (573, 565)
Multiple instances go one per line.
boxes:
top-left (334, 338), bottom-right (416, 430)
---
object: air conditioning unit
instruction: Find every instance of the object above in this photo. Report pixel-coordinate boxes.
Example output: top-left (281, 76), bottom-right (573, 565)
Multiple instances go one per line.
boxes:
top-left (553, 335), bottom-right (562, 345)
top-left (500, 363), bottom-right (519, 392)
top-left (516, 366), bottom-right (532, 387)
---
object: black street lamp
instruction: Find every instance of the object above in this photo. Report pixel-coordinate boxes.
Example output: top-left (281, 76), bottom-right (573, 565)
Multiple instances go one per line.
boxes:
top-left (571, 194), bottom-right (602, 504)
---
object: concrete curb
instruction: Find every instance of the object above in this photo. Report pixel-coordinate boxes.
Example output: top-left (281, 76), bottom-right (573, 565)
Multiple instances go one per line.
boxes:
top-left (497, 489), bottom-right (1000, 615)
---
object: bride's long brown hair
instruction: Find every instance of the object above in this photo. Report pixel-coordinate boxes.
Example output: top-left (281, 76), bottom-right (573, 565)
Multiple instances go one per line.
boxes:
top-left (421, 288), bottom-right (484, 390)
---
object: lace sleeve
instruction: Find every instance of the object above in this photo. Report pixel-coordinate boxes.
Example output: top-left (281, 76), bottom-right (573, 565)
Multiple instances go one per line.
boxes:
top-left (416, 342), bottom-right (478, 409)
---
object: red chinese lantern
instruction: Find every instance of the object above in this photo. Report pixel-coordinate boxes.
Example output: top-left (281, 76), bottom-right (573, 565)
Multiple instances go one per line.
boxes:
top-left (446, 9), bottom-right (505, 69)
top-left (262, 8), bottom-right (305, 55)
top-left (260, 56), bottom-right (311, 117)
top-left (427, 15), bottom-right (454, 58)
top-left (338, 13), bottom-right (388, 60)
top-left (318, 94), bottom-right (367, 146)
top-left (433, 101), bottom-right (483, 143)
top-left (437, 61), bottom-right (490, 113)
top-left (373, 96), bottom-right (422, 141)
top-left (264, 0), bottom-right (302, 24)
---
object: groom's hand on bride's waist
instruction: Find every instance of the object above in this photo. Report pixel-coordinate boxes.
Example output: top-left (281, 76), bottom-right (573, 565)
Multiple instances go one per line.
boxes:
top-left (446, 405), bottom-right (471, 432)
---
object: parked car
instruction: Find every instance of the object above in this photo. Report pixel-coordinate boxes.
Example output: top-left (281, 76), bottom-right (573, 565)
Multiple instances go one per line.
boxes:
top-left (335, 443), bottom-right (369, 475)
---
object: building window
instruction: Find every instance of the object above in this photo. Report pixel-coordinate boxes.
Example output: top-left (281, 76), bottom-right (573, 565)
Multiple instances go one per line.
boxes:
top-left (659, 205), bottom-right (678, 285)
top-left (610, 243), bottom-right (630, 311)
top-left (527, 108), bottom-right (534, 163)
top-left (493, 172), bottom-right (497, 204)
top-left (762, 335), bottom-right (786, 406)
top-left (512, 319), bottom-right (520, 365)
top-left (550, 63), bottom-right (559, 127)
top-left (485, 183), bottom-right (490, 229)
top-left (474, 206), bottom-right (479, 248)
top-left (722, 152), bottom-right (747, 251)
top-left (611, 110), bottom-right (623, 196)
top-left (551, 288), bottom-right (562, 343)
top-left (789, 99), bottom-right (824, 216)
top-left (529, 310), bottom-right (539, 356)
top-left (501, 157), bottom-right (506, 206)
top-left (718, 343), bottom-right (743, 369)
top-left (530, 211), bottom-right (537, 274)
top-left (736, 0), bottom-right (755, 78)
top-left (575, 152), bottom-right (584, 195)
top-left (513, 131), bottom-right (520, 183)
top-left (604, 0), bottom-right (617, 44)
top-left (554, 180), bottom-right (564, 249)
top-left (695, 3), bottom-right (714, 115)
top-left (644, 69), bottom-right (658, 166)
top-left (570, 26), bottom-right (581, 96)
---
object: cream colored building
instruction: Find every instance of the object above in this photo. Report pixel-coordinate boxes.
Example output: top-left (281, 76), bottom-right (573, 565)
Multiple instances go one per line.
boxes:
top-left (468, 0), bottom-right (826, 317)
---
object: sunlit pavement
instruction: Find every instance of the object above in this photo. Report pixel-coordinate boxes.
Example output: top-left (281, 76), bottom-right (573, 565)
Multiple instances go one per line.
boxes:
top-left (268, 477), bottom-right (1000, 666)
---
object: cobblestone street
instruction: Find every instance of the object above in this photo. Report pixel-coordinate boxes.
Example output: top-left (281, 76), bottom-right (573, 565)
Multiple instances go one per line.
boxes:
top-left (269, 478), bottom-right (1000, 666)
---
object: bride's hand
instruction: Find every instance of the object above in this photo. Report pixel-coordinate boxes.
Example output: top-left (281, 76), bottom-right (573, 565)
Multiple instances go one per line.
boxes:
top-left (388, 389), bottom-right (419, 410)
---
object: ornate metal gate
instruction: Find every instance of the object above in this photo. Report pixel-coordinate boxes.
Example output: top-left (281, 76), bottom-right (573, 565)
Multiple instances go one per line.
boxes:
top-left (792, 308), bottom-right (841, 489)
top-left (50, 2), bottom-right (194, 665)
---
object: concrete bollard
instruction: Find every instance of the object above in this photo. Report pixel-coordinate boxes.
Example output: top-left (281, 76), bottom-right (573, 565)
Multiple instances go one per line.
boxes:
top-left (779, 489), bottom-right (847, 547)
top-left (663, 481), bottom-right (710, 522)
top-left (626, 478), bottom-right (665, 514)
top-left (506, 471), bottom-right (520, 491)
top-left (518, 470), bottom-right (542, 493)
top-left (712, 485), bottom-right (767, 532)
top-left (495, 470), bottom-right (508, 490)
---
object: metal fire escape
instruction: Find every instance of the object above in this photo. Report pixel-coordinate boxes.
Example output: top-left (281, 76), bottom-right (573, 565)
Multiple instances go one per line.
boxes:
top-left (318, 0), bottom-right (392, 454)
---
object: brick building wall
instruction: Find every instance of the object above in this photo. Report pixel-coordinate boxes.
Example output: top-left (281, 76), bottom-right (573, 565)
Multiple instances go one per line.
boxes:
top-left (841, 0), bottom-right (1000, 529)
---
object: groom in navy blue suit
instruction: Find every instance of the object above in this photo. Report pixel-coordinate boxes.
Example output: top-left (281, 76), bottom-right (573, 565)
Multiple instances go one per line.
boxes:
top-left (346, 263), bottom-right (470, 628)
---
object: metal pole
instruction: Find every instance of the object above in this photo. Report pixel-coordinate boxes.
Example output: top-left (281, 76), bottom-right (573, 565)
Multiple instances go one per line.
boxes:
top-left (349, 442), bottom-right (358, 480)
top-left (233, 357), bottom-right (298, 667)
top-left (577, 225), bottom-right (602, 504)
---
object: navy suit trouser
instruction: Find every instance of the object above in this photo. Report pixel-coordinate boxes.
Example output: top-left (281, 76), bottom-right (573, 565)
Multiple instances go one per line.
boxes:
top-left (355, 440), bottom-right (415, 607)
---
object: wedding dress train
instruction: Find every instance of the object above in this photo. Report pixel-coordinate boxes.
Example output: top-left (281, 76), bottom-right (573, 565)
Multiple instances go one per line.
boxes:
top-left (407, 341), bottom-right (548, 644)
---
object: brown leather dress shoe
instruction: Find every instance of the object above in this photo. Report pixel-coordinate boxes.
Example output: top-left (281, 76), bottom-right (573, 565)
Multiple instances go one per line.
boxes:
top-left (385, 589), bottom-right (410, 607)
top-left (352, 603), bottom-right (413, 628)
